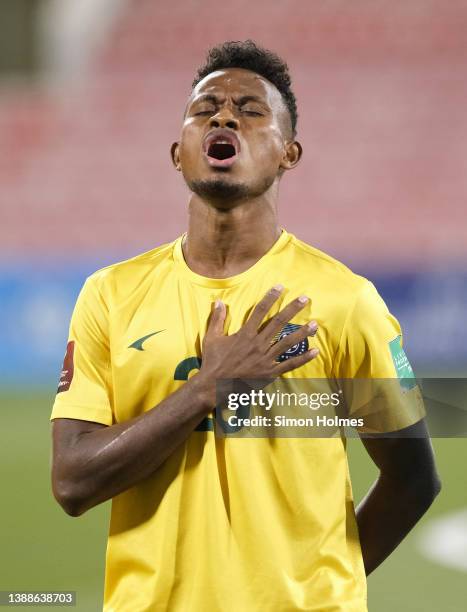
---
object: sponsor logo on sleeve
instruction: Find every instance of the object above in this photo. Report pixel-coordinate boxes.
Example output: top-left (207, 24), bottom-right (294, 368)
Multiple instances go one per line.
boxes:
top-left (57, 340), bottom-right (75, 394)
top-left (389, 335), bottom-right (416, 390)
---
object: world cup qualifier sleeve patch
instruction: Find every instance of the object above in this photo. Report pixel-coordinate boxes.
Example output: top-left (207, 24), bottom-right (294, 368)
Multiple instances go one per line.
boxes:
top-left (57, 340), bottom-right (75, 393)
top-left (388, 335), bottom-right (417, 390)
top-left (272, 323), bottom-right (309, 363)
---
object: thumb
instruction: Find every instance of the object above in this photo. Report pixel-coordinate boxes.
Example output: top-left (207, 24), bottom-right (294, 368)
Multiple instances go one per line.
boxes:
top-left (206, 300), bottom-right (226, 337)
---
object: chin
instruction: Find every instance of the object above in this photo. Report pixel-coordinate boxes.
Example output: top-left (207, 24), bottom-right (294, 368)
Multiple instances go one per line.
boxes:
top-left (189, 177), bottom-right (251, 204)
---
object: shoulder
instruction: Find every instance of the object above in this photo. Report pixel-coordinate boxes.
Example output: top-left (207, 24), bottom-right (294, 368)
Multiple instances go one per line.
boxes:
top-left (83, 238), bottom-right (178, 301)
top-left (287, 232), bottom-right (371, 300)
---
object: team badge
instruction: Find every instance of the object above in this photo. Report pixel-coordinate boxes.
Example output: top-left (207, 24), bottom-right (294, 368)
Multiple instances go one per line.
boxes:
top-left (272, 323), bottom-right (309, 362)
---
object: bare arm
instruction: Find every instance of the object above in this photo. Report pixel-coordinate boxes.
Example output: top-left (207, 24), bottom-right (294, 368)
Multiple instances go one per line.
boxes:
top-left (52, 286), bottom-right (319, 516)
top-left (356, 419), bottom-right (441, 575)
top-left (51, 373), bottom-right (214, 516)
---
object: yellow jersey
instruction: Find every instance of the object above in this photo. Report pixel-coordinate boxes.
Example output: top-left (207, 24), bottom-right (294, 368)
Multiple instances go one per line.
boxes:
top-left (51, 229), bottom-right (421, 612)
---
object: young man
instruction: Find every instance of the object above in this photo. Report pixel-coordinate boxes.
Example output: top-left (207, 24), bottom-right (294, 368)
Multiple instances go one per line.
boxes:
top-left (50, 41), bottom-right (441, 612)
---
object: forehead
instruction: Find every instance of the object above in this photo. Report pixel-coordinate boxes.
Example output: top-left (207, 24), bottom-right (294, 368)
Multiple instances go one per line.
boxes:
top-left (190, 68), bottom-right (282, 107)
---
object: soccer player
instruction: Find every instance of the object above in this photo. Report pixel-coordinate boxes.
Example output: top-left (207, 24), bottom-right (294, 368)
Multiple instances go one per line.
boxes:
top-left (50, 41), bottom-right (441, 611)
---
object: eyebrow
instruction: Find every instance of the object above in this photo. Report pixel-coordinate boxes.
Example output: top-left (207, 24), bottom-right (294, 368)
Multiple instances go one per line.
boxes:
top-left (236, 95), bottom-right (266, 105)
top-left (191, 94), bottom-right (268, 106)
top-left (192, 94), bottom-right (218, 105)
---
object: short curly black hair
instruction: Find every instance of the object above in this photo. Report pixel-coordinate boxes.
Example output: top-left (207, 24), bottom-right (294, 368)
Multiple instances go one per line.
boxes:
top-left (192, 40), bottom-right (298, 137)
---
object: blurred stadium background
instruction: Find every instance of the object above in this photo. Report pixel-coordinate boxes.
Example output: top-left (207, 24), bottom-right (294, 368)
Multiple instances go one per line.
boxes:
top-left (0, 1), bottom-right (466, 610)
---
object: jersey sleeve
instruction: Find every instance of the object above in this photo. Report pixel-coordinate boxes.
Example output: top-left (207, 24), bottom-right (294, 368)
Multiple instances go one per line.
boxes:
top-left (334, 280), bottom-right (425, 433)
top-left (50, 275), bottom-right (114, 425)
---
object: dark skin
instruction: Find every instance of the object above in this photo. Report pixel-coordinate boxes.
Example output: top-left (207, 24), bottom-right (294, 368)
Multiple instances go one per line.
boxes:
top-left (51, 67), bottom-right (440, 576)
top-left (356, 420), bottom-right (441, 574)
top-left (171, 68), bottom-right (302, 278)
top-left (52, 290), bottom-right (319, 515)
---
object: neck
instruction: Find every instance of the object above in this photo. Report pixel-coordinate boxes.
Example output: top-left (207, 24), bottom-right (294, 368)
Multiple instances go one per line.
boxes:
top-left (182, 189), bottom-right (282, 278)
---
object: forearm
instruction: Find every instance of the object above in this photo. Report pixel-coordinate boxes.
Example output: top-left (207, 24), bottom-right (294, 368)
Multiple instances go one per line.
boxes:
top-left (55, 373), bottom-right (214, 515)
top-left (356, 471), bottom-right (441, 575)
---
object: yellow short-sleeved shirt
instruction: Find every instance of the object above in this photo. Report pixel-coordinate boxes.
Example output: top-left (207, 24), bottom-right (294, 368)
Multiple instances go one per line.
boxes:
top-left (51, 229), bottom-right (422, 612)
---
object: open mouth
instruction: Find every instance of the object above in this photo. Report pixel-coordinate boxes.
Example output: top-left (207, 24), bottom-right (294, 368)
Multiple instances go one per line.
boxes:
top-left (207, 142), bottom-right (237, 160)
top-left (203, 129), bottom-right (240, 168)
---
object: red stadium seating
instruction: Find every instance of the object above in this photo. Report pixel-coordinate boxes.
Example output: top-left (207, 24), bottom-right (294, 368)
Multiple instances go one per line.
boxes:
top-left (1, 0), bottom-right (466, 269)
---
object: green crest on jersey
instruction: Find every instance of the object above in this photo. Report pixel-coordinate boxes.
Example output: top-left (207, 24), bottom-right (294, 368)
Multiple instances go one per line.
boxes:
top-left (389, 335), bottom-right (416, 390)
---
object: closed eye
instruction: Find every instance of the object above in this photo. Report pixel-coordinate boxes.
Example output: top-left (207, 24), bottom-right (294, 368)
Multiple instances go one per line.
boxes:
top-left (241, 109), bottom-right (264, 116)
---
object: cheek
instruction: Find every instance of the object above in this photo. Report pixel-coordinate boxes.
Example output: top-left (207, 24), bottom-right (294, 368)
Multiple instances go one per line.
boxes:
top-left (179, 123), bottom-right (201, 163)
top-left (251, 126), bottom-right (284, 162)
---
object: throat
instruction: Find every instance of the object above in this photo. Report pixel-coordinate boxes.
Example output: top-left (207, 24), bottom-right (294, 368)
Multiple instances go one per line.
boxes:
top-left (181, 227), bottom-right (283, 279)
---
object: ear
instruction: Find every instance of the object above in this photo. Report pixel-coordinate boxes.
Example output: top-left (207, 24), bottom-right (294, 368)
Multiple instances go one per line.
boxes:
top-left (280, 140), bottom-right (302, 171)
top-left (171, 142), bottom-right (182, 171)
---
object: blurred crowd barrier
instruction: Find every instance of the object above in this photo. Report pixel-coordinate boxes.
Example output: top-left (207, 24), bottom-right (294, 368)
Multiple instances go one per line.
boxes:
top-left (1, 0), bottom-right (466, 384)
top-left (1, 266), bottom-right (465, 384)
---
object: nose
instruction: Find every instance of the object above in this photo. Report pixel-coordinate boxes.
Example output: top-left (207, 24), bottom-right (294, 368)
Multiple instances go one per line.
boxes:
top-left (209, 106), bottom-right (239, 131)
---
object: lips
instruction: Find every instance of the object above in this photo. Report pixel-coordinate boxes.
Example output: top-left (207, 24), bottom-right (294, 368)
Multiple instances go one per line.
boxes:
top-left (203, 129), bottom-right (240, 168)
